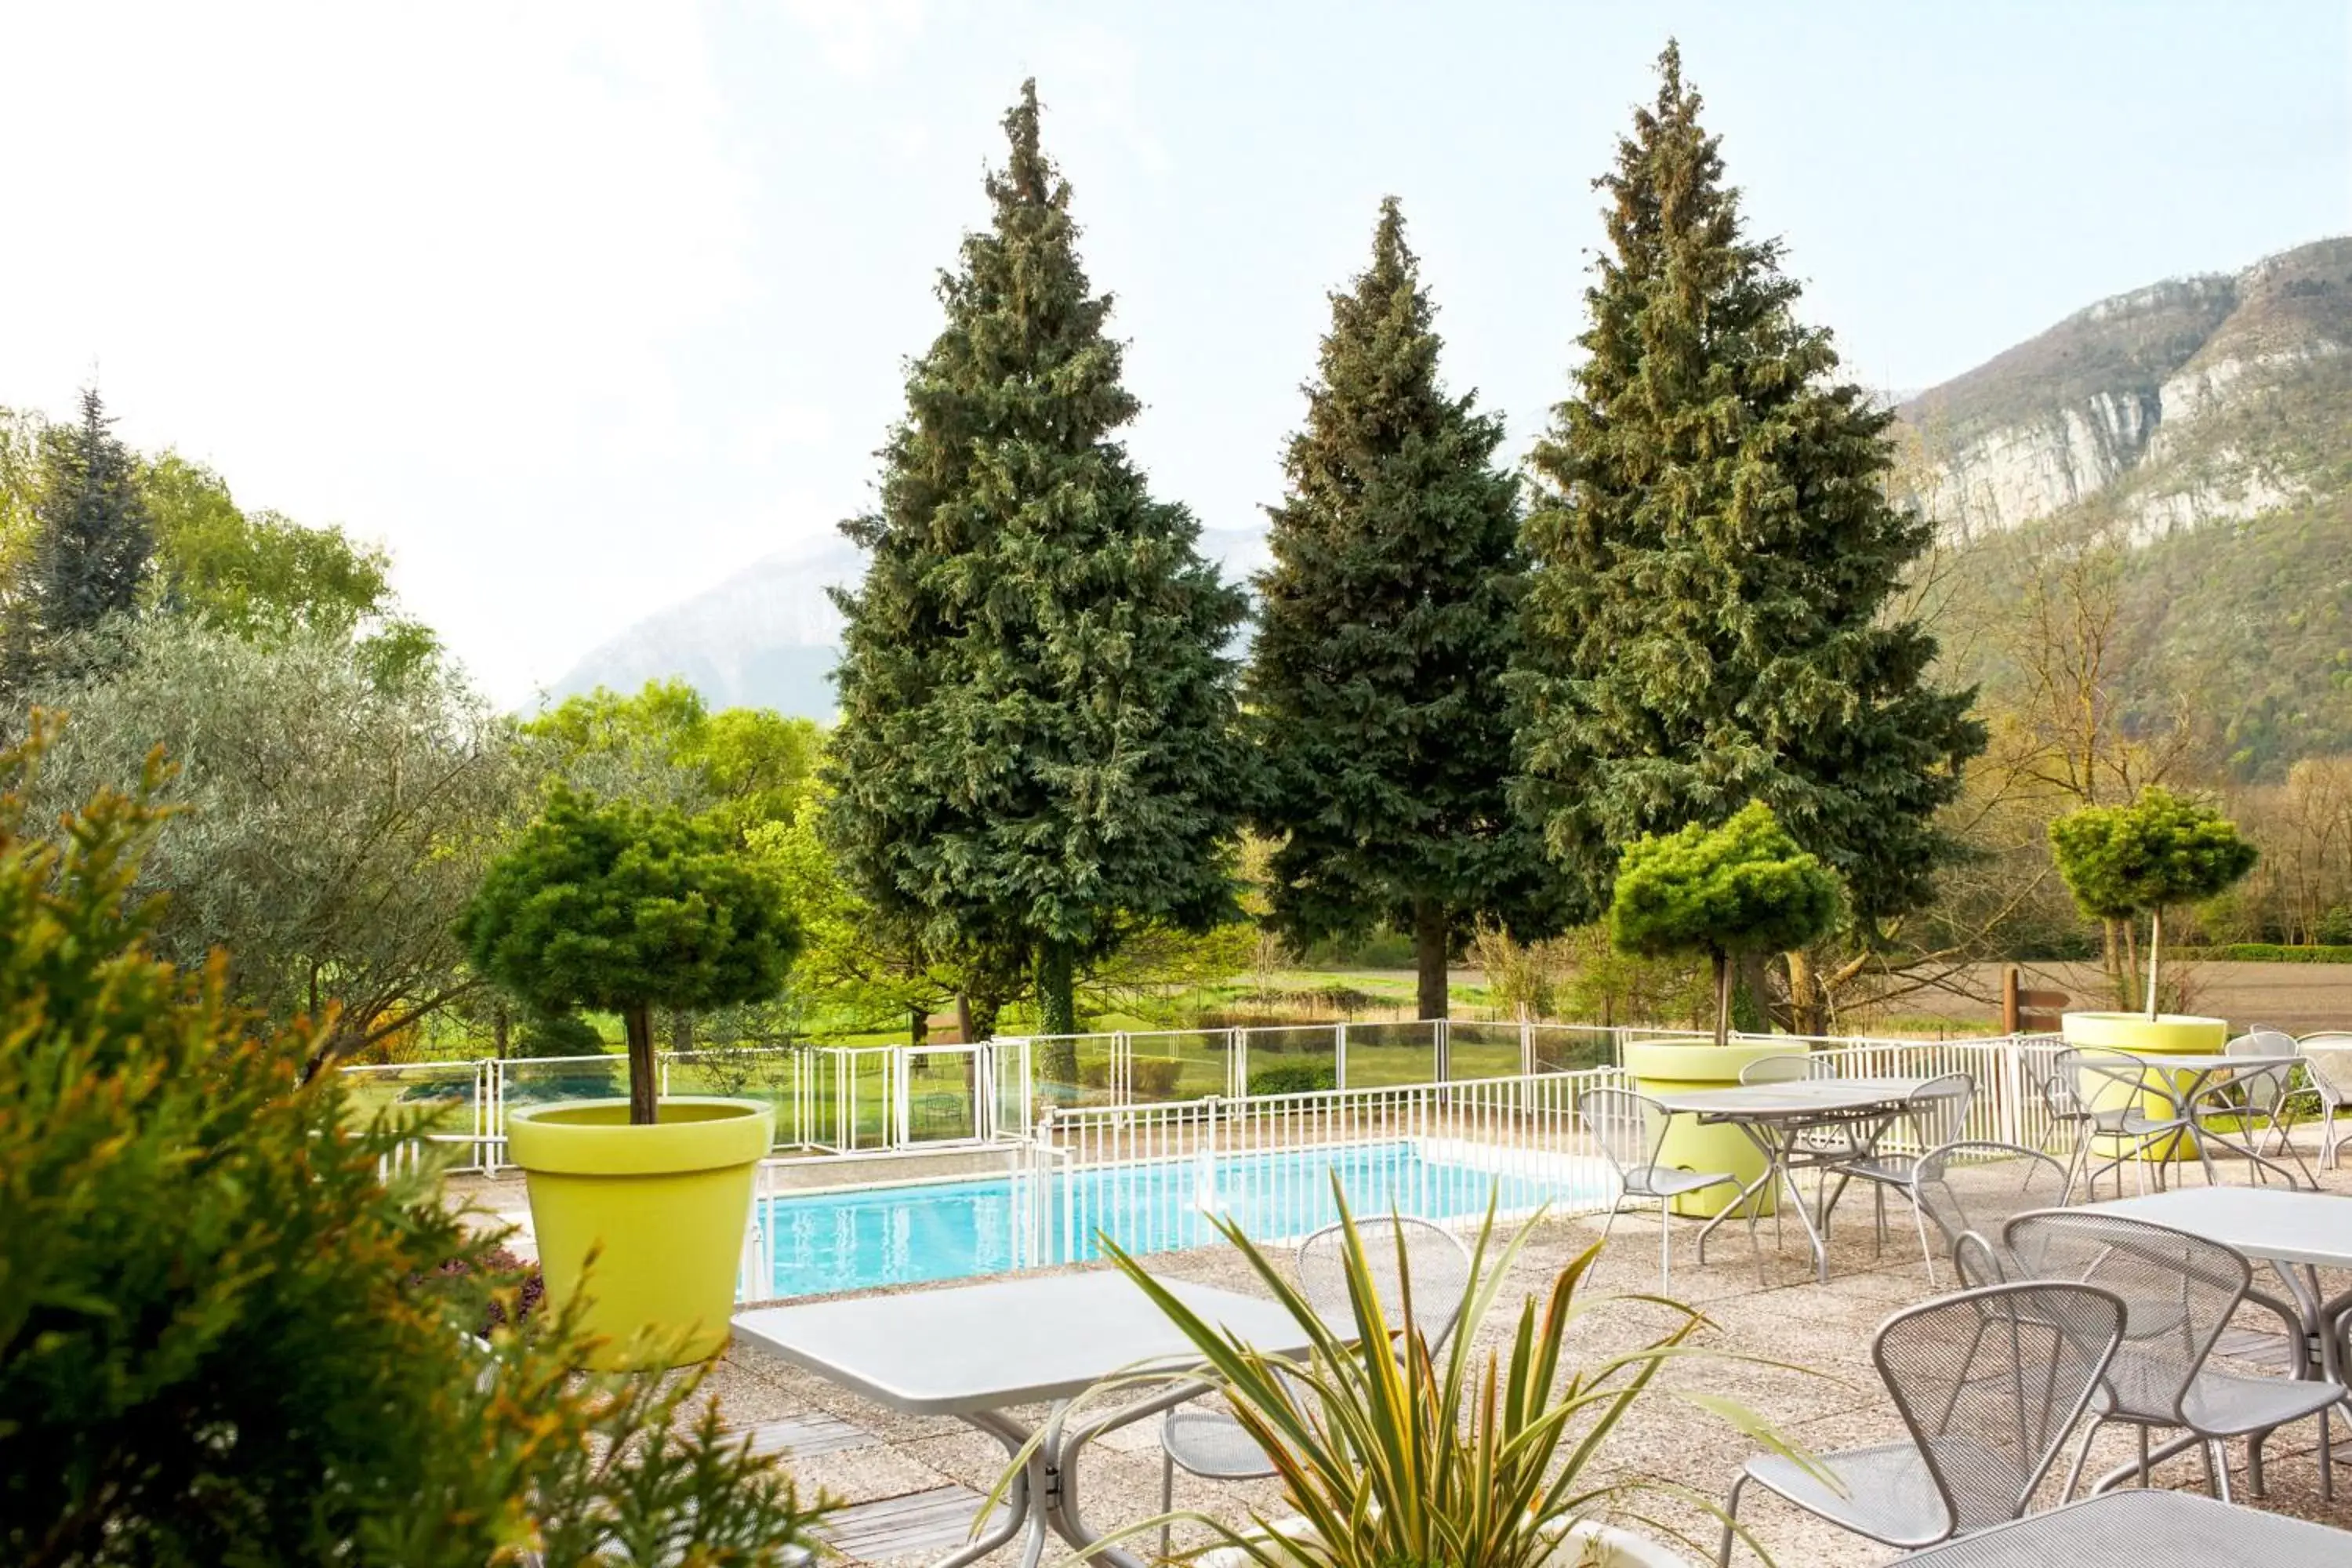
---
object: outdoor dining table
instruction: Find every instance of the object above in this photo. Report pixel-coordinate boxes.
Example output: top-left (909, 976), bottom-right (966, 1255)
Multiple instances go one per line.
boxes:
top-left (1886, 1487), bottom-right (2351, 1565)
top-left (2112, 1049), bottom-right (2303, 1182)
top-left (1648, 1076), bottom-right (1929, 1285)
top-left (2082, 1184), bottom-right (2352, 1359)
top-left (732, 1269), bottom-right (1315, 1568)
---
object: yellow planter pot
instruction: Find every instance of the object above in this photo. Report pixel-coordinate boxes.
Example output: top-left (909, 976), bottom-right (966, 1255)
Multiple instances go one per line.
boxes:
top-left (508, 1097), bottom-right (774, 1370)
top-left (1624, 1040), bottom-right (1798, 1218)
top-left (2060, 1012), bottom-right (2227, 1163)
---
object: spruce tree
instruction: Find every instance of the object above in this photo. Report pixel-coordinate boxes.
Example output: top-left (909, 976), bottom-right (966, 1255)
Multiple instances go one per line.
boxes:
top-left (824, 81), bottom-right (1246, 1081)
top-left (1512, 43), bottom-right (1982, 943)
top-left (10, 387), bottom-right (154, 682)
top-left (1247, 198), bottom-right (1545, 1022)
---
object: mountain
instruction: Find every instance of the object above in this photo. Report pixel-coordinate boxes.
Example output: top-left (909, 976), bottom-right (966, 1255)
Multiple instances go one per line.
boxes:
top-left (1900, 237), bottom-right (2352, 778)
top-left (553, 526), bottom-right (1272, 719)
top-left (1901, 238), bottom-right (2352, 541)
top-left (552, 538), bottom-right (857, 716)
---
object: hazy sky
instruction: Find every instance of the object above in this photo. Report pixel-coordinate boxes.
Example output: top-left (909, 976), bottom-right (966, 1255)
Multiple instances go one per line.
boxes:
top-left (1, 1), bottom-right (2344, 704)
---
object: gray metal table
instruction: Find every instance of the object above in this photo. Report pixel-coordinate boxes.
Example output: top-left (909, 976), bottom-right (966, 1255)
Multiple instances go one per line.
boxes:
top-left (2084, 1185), bottom-right (2352, 1354)
top-left (1889, 1487), bottom-right (2350, 1564)
top-left (1650, 1078), bottom-right (1929, 1284)
top-left (733, 1270), bottom-right (1315, 1568)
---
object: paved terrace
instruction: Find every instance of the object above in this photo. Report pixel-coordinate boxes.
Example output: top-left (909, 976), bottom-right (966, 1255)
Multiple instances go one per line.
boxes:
top-left (466, 1157), bottom-right (2352, 1566)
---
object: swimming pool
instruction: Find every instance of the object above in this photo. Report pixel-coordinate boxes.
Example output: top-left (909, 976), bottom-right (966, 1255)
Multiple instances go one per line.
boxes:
top-left (753, 1138), bottom-right (1607, 1300)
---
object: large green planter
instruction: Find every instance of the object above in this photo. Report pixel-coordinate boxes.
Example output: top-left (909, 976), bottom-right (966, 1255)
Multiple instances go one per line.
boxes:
top-left (1624, 1040), bottom-right (1795, 1218)
top-left (2060, 1012), bottom-right (2227, 1162)
top-left (508, 1097), bottom-right (773, 1370)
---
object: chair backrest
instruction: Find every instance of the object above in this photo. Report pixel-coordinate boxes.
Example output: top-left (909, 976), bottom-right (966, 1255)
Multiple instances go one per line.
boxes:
top-left (2001, 1210), bottom-right (2249, 1424)
top-left (2297, 1036), bottom-right (2352, 1109)
top-left (1739, 1052), bottom-right (1818, 1086)
top-left (1911, 1141), bottom-right (2069, 1281)
top-left (1874, 1282), bottom-right (2125, 1537)
top-left (1899, 1072), bottom-right (1976, 1152)
top-left (2054, 1045), bottom-right (2163, 1127)
top-left (1295, 1214), bottom-right (1474, 1352)
top-left (2231, 1026), bottom-right (2298, 1056)
top-left (1577, 1087), bottom-right (1666, 1181)
top-left (2227, 1028), bottom-right (2299, 1111)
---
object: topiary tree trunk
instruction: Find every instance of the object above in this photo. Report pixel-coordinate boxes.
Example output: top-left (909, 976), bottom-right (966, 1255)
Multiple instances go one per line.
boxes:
top-left (1708, 948), bottom-right (1732, 1050)
top-left (623, 1003), bottom-right (658, 1125)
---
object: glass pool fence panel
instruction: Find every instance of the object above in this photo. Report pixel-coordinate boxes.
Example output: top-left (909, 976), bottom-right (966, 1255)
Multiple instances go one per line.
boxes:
top-left (1029, 1033), bottom-right (1123, 1109)
top-left (993, 1036), bottom-right (1031, 1143)
top-left (497, 1054), bottom-right (628, 1115)
top-left (1530, 1024), bottom-right (1620, 1073)
top-left (343, 1060), bottom-right (492, 1174)
top-left (833, 1047), bottom-right (898, 1152)
top-left (1444, 1019), bottom-right (1530, 1080)
top-left (662, 1047), bottom-right (804, 1149)
top-left (1236, 1025), bottom-right (1341, 1095)
top-left (1122, 1029), bottom-right (1232, 1104)
top-left (1340, 1020), bottom-right (1441, 1087)
top-left (898, 1044), bottom-right (985, 1145)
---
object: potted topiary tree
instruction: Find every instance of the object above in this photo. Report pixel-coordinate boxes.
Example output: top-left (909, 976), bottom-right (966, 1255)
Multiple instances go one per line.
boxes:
top-left (1609, 801), bottom-right (1846, 1217)
top-left (461, 789), bottom-right (800, 1367)
top-left (2048, 785), bottom-right (2257, 1065)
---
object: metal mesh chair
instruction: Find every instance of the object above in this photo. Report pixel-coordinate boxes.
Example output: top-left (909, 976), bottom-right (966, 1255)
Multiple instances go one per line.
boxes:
top-left (1578, 1087), bottom-right (1748, 1290)
top-left (1717, 1282), bottom-right (2125, 1563)
top-left (1826, 1073), bottom-right (1976, 1279)
top-left (2296, 1033), bottom-right (2352, 1171)
top-left (1157, 1215), bottom-right (1472, 1551)
top-left (1738, 1052), bottom-right (1857, 1185)
top-left (2195, 1030), bottom-right (2313, 1187)
top-left (2052, 1047), bottom-right (2181, 1200)
top-left (1295, 1213), bottom-right (1475, 1348)
top-left (2003, 1210), bottom-right (2342, 1502)
top-left (1910, 1141), bottom-right (2071, 1287)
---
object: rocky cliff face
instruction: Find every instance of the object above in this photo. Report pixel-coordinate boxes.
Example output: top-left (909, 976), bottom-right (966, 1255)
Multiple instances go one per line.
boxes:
top-left (1900, 240), bottom-right (2352, 542)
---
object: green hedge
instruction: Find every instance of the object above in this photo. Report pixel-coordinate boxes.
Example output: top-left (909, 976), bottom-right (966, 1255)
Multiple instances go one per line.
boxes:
top-left (2194, 944), bottom-right (2352, 963)
top-left (1247, 1063), bottom-right (1338, 1096)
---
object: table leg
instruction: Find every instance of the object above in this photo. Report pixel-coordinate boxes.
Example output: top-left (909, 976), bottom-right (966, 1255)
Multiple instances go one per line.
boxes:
top-left (1761, 1124), bottom-right (1837, 1286)
top-left (1693, 1152), bottom-right (1777, 1267)
top-left (942, 1407), bottom-right (1044, 1568)
top-left (1814, 1109), bottom-right (1899, 1240)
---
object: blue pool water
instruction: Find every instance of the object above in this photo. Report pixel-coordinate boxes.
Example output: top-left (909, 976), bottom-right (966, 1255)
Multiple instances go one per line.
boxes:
top-left (756, 1139), bottom-right (1602, 1300)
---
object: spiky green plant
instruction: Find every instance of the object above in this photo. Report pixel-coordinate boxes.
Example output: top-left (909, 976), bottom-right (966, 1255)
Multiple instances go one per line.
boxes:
top-left (1086, 1188), bottom-right (1795, 1567)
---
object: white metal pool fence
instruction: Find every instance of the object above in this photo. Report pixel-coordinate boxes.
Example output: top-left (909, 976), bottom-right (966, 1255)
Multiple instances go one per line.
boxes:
top-left (347, 1022), bottom-right (2069, 1181)
top-left (728, 1029), bottom-right (2075, 1301)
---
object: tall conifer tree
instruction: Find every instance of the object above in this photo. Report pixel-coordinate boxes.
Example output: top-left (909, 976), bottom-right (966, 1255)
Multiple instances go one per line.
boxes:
top-left (11, 387), bottom-right (153, 681)
top-left (1247, 199), bottom-right (1544, 1021)
top-left (1511, 44), bottom-right (1981, 938)
top-left (825, 82), bottom-right (1246, 1079)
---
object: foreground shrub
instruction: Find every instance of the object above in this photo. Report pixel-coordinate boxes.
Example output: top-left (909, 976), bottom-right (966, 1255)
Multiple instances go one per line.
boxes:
top-left (0, 717), bottom-right (822, 1566)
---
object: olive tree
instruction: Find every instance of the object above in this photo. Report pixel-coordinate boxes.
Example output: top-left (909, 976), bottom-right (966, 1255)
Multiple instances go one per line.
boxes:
top-left (460, 792), bottom-right (800, 1123)
top-left (2049, 786), bottom-right (2257, 1019)
top-left (22, 618), bottom-right (526, 1064)
top-left (1608, 801), bottom-right (1846, 1047)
